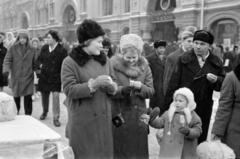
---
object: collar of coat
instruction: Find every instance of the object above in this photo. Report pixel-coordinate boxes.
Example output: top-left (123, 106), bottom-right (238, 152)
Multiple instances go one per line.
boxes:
top-left (180, 49), bottom-right (222, 68)
top-left (110, 53), bottom-right (149, 78)
top-left (69, 45), bottom-right (107, 67)
top-left (234, 63), bottom-right (240, 81)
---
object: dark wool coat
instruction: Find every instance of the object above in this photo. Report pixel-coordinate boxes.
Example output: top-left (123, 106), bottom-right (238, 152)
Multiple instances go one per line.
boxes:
top-left (212, 64), bottom-right (240, 158)
top-left (146, 53), bottom-right (165, 112)
top-left (163, 47), bottom-right (184, 94)
top-left (150, 111), bottom-right (202, 159)
top-left (3, 42), bottom-right (37, 97)
top-left (163, 49), bottom-right (225, 144)
top-left (37, 44), bottom-right (67, 92)
top-left (110, 54), bottom-right (154, 159)
top-left (61, 46), bottom-right (116, 159)
top-left (0, 43), bottom-right (8, 87)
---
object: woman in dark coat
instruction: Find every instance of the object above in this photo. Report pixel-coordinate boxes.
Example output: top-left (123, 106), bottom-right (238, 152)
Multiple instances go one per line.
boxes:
top-left (0, 32), bottom-right (8, 91)
top-left (111, 34), bottom-right (154, 159)
top-left (164, 30), bottom-right (225, 144)
top-left (61, 20), bottom-right (118, 159)
top-left (211, 63), bottom-right (240, 158)
top-left (37, 30), bottom-right (68, 127)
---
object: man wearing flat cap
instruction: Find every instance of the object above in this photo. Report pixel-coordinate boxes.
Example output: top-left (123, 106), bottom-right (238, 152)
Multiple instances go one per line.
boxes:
top-left (147, 40), bottom-right (166, 113)
top-left (163, 30), bottom-right (225, 144)
top-left (3, 29), bottom-right (37, 115)
top-left (163, 30), bottom-right (195, 94)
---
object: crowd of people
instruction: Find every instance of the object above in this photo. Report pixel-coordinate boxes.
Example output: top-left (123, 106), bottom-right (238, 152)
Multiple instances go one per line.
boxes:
top-left (0, 19), bottom-right (240, 158)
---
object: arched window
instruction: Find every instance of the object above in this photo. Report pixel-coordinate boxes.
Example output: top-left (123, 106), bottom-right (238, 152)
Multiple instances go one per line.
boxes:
top-left (103, 0), bottom-right (113, 16)
top-left (122, 27), bottom-right (130, 35)
top-left (125, 0), bottom-right (130, 13)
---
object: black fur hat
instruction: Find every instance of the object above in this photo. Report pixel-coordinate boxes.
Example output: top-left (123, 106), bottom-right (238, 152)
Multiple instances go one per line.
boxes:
top-left (154, 40), bottom-right (167, 48)
top-left (193, 30), bottom-right (214, 45)
top-left (76, 19), bottom-right (105, 44)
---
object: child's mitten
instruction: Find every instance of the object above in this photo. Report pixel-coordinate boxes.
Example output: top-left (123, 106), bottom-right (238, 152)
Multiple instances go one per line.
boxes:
top-left (149, 107), bottom-right (160, 123)
top-left (179, 126), bottom-right (190, 136)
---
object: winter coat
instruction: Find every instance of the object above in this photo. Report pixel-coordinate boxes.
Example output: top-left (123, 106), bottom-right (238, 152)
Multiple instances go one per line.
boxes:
top-left (61, 46), bottom-right (116, 159)
top-left (0, 43), bottom-right (8, 87)
top-left (110, 54), bottom-right (154, 159)
top-left (37, 44), bottom-right (67, 92)
top-left (150, 110), bottom-right (202, 159)
top-left (3, 42), bottom-right (37, 97)
top-left (163, 49), bottom-right (225, 144)
top-left (211, 63), bottom-right (240, 158)
top-left (146, 53), bottom-right (165, 112)
top-left (163, 47), bottom-right (184, 94)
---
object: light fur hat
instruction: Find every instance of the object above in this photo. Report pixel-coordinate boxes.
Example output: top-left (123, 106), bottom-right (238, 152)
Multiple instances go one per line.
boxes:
top-left (120, 34), bottom-right (144, 54)
top-left (185, 26), bottom-right (197, 34)
top-left (17, 29), bottom-right (29, 38)
top-left (167, 87), bottom-right (196, 135)
top-left (181, 31), bottom-right (194, 40)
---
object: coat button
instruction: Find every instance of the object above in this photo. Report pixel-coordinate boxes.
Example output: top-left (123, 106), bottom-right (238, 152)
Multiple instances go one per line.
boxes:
top-left (93, 113), bottom-right (97, 116)
top-left (134, 105), bottom-right (138, 109)
top-left (102, 111), bottom-right (106, 115)
top-left (179, 141), bottom-right (182, 145)
top-left (170, 140), bottom-right (172, 143)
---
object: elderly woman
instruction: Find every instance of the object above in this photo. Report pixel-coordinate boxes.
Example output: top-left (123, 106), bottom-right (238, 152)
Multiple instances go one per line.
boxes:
top-left (61, 19), bottom-right (118, 158)
top-left (110, 34), bottom-right (154, 159)
top-left (211, 62), bottom-right (240, 158)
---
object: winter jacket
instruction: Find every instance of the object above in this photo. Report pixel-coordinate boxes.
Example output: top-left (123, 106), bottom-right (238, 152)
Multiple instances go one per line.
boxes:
top-left (146, 53), bottom-right (165, 112)
top-left (110, 54), bottom-right (154, 159)
top-left (163, 49), bottom-right (225, 143)
top-left (61, 46), bottom-right (117, 159)
top-left (37, 44), bottom-right (67, 92)
top-left (3, 42), bottom-right (37, 97)
top-left (212, 63), bottom-right (240, 158)
top-left (0, 43), bottom-right (7, 87)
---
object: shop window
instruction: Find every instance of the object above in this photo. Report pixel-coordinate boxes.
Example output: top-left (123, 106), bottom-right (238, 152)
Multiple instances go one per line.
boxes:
top-left (103, 0), bottom-right (113, 16)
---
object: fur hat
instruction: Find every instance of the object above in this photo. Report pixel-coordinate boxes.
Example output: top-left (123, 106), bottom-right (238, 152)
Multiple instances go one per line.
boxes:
top-left (76, 19), bottom-right (105, 44)
top-left (181, 31), bottom-right (194, 40)
top-left (120, 34), bottom-right (143, 54)
top-left (31, 38), bottom-right (39, 44)
top-left (185, 26), bottom-right (197, 34)
top-left (193, 30), bottom-right (214, 45)
top-left (167, 87), bottom-right (196, 135)
top-left (17, 29), bottom-right (29, 38)
top-left (154, 40), bottom-right (167, 48)
top-left (102, 37), bottom-right (111, 47)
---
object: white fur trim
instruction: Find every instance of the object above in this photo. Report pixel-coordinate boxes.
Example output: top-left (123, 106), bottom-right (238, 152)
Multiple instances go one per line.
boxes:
top-left (120, 34), bottom-right (143, 54)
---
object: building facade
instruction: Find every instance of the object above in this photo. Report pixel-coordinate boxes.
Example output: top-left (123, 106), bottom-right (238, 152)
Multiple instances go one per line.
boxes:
top-left (0, 0), bottom-right (240, 45)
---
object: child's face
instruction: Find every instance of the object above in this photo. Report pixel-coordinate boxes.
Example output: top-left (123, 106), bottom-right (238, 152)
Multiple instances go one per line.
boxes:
top-left (175, 94), bottom-right (188, 111)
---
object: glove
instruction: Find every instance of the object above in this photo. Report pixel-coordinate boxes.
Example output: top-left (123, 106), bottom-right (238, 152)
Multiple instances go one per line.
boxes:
top-left (129, 80), bottom-right (142, 90)
top-left (122, 86), bottom-right (132, 95)
top-left (3, 72), bottom-right (9, 79)
top-left (92, 75), bottom-right (112, 90)
top-left (149, 107), bottom-right (160, 123)
top-left (179, 126), bottom-right (190, 136)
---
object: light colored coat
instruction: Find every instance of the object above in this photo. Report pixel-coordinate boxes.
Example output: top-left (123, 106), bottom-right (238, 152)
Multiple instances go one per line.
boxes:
top-left (212, 64), bottom-right (240, 158)
top-left (3, 42), bottom-right (36, 97)
top-left (150, 108), bottom-right (202, 159)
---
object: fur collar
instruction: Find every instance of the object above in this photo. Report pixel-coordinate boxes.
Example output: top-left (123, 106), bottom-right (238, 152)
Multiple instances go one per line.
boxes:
top-left (181, 49), bottom-right (222, 68)
top-left (69, 45), bottom-right (107, 67)
top-left (110, 54), bottom-right (149, 78)
top-left (234, 63), bottom-right (240, 81)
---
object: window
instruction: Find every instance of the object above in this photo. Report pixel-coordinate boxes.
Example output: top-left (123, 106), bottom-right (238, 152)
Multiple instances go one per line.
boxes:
top-left (83, 0), bottom-right (87, 12)
top-left (37, 10), bottom-right (41, 25)
top-left (125, 0), bottom-right (130, 13)
top-left (45, 8), bottom-right (49, 24)
top-left (50, 3), bottom-right (54, 18)
top-left (102, 0), bottom-right (113, 16)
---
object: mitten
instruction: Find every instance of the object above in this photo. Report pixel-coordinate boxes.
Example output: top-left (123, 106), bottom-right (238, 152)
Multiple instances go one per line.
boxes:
top-left (122, 86), bottom-right (132, 95)
top-left (107, 82), bottom-right (118, 95)
top-left (149, 107), bottom-right (160, 123)
top-left (92, 75), bottom-right (112, 90)
top-left (179, 126), bottom-right (190, 136)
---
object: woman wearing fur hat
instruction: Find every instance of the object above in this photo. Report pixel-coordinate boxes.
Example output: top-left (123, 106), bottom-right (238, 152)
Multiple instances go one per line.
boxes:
top-left (102, 37), bottom-right (114, 58)
top-left (3, 29), bottom-right (37, 115)
top-left (110, 34), bottom-right (154, 159)
top-left (142, 87), bottom-right (202, 159)
top-left (163, 30), bottom-right (225, 144)
top-left (211, 62), bottom-right (240, 158)
top-left (61, 19), bottom-right (118, 158)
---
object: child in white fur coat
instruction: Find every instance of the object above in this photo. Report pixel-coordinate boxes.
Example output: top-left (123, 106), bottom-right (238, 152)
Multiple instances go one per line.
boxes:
top-left (141, 87), bottom-right (202, 159)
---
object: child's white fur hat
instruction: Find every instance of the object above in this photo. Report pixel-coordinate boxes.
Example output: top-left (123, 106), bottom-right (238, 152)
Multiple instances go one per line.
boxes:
top-left (173, 87), bottom-right (196, 109)
top-left (120, 34), bottom-right (143, 54)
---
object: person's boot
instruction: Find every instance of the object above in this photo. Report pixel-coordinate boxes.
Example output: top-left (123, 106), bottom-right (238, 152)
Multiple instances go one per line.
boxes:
top-left (40, 113), bottom-right (47, 120)
top-left (53, 117), bottom-right (61, 127)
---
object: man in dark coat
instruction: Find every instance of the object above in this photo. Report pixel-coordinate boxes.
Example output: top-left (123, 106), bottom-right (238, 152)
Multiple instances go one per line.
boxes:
top-left (163, 30), bottom-right (194, 94)
top-left (3, 29), bottom-right (37, 115)
top-left (147, 40), bottom-right (166, 113)
top-left (163, 30), bottom-right (225, 144)
top-left (37, 30), bottom-right (68, 127)
top-left (0, 32), bottom-right (8, 91)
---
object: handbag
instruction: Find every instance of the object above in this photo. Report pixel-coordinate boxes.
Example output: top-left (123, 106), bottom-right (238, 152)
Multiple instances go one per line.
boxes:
top-left (0, 92), bottom-right (17, 122)
top-left (112, 99), bottom-right (124, 127)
